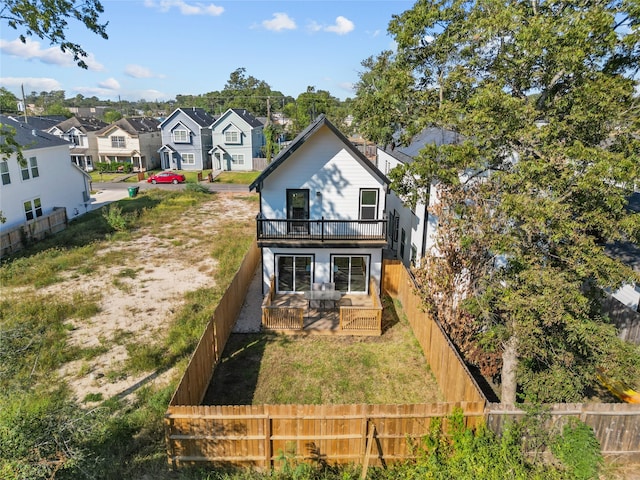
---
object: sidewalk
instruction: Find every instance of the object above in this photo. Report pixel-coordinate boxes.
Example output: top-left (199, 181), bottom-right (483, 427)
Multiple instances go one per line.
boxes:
top-left (232, 265), bottom-right (263, 333)
top-left (89, 188), bottom-right (130, 211)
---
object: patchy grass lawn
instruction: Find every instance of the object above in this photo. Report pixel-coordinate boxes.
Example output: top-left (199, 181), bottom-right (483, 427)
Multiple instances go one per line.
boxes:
top-left (214, 171), bottom-right (261, 184)
top-left (205, 297), bottom-right (443, 405)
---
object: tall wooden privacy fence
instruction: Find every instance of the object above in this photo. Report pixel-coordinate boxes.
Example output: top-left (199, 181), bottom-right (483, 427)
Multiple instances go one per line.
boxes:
top-left (0, 208), bottom-right (67, 257)
top-left (165, 250), bottom-right (640, 469)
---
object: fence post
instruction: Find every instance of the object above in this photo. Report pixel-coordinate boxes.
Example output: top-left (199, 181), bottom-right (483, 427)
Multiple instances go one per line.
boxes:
top-left (264, 412), bottom-right (272, 470)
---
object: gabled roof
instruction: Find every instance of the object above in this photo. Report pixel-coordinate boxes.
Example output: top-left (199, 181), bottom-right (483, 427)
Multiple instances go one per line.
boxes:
top-left (0, 114), bottom-right (70, 150)
top-left (211, 108), bottom-right (263, 130)
top-left (160, 107), bottom-right (216, 129)
top-left (55, 115), bottom-right (108, 133)
top-left (381, 127), bottom-right (461, 164)
top-left (96, 117), bottom-right (160, 137)
top-left (158, 144), bottom-right (177, 153)
top-left (249, 114), bottom-right (389, 192)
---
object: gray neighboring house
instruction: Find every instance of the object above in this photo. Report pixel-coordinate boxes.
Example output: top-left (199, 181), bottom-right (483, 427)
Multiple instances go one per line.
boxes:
top-left (47, 116), bottom-right (108, 172)
top-left (158, 107), bottom-right (217, 171)
top-left (209, 108), bottom-right (264, 171)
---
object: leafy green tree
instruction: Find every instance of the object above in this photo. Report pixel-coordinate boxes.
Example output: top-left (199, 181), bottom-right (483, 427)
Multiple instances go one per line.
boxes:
top-left (103, 109), bottom-right (122, 123)
top-left (355, 0), bottom-right (640, 403)
top-left (1, 0), bottom-right (108, 68)
top-left (0, 87), bottom-right (20, 114)
top-left (43, 102), bottom-right (72, 117)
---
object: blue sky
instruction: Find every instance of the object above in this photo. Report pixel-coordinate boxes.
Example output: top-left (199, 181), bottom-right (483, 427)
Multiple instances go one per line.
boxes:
top-left (0, 0), bottom-right (415, 103)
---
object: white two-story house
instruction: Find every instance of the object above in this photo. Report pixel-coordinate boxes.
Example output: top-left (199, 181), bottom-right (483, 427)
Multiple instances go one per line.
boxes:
top-left (210, 109), bottom-right (264, 171)
top-left (158, 107), bottom-right (216, 171)
top-left (0, 114), bottom-right (91, 231)
top-left (249, 114), bottom-right (389, 297)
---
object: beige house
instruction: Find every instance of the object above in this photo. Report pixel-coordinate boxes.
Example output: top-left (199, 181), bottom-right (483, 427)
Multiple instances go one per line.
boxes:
top-left (95, 117), bottom-right (162, 171)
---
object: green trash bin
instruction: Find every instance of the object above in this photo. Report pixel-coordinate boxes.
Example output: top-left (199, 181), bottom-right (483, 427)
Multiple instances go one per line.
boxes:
top-left (128, 186), bottom-right (139, 198)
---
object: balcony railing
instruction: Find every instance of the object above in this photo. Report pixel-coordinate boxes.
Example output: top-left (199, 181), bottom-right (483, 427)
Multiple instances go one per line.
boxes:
top-left (256, 215), bottom-right (387, 242)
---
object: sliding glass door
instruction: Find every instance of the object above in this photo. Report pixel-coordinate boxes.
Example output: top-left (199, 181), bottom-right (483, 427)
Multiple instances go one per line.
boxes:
top-left (276, 255), bottom-right (312, 293)
top-left (332, 255), bottom-right (369, 293)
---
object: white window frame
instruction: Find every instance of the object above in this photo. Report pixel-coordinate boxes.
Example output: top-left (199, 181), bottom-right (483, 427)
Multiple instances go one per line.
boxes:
top-left (29, 157), bottom-right (39, 178)
top-left (1, 160), bottom-right (10, 185)
top-left (276, 255), bottom-right (313, 293)
top-left (331, 255), bottom-right (370, 294)
top-left (231, 154), bottom-right (244, 165)
top-left (111, 136), bottom-right (126, 148)
top-left (173, 129), bottom-right (189, 143)
top-left (359, 189), bottom-right (378, 220)
top-left (24, 197), bottom-right (43, 221)
top-left (182, 153), bottom-right (196, 165)
top-left (225, 130), bottom-right (240, 143)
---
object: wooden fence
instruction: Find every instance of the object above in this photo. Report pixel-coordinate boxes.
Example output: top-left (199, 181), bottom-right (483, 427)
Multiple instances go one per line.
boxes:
top-left (166, 252), bottom-right (640, 469)
top-left (381, 260), bottom-right (486, 404)
top-left (339, 279), bottom-right (383, 335)
top-left (601, 294), bottom-right (640, 345)
top-left (0, 208), bottom-right (67, 257)
top-left (168, 239), bottom-right (261, 406)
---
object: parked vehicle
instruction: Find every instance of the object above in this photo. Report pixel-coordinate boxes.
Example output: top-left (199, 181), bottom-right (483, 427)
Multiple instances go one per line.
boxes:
top-left (147, 171), bottom-right (186, 184)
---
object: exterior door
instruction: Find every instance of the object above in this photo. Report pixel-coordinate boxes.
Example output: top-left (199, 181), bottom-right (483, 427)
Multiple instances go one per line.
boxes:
top-left (287, 189), bottom-right (309, 233)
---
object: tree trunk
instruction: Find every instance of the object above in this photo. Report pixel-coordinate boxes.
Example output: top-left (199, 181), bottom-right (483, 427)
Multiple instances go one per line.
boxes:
top-left (501, 335), bottom-right (518, 404)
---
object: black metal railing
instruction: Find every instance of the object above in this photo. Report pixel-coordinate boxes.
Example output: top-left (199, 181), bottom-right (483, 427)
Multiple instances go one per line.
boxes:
top-left (256, 215), bottom-right (387, 241)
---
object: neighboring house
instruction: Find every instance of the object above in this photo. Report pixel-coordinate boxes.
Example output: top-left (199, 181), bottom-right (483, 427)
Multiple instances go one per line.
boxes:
top-left (0, 114), bottom-right (91, 230)
top-left (47, 116), bottom-right (108, 172)
top-left (249, 114), bottom-right (389, 296)
top-left (158, 107), bottom-right (216, 170)
top-left (95, 117), bottom-right (162, 171)
top-left (376, 127), bottom-right (461, 267)
top-left (210, 108), bottom-right (264, 171)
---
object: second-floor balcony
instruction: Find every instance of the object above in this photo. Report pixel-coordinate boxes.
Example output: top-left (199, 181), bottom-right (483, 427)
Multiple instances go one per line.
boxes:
top-left (256, 214), bottom-right (388, 247)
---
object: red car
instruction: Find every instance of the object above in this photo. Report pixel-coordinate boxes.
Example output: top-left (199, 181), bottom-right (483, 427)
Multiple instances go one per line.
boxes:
top-left (147, 171), bottom-right (186, 184)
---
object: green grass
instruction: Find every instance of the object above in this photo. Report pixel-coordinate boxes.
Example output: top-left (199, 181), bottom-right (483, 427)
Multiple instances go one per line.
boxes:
top-left (213, 171), bottom-right (261, 184)
top-left (206, 297), bottom-right (442, 405)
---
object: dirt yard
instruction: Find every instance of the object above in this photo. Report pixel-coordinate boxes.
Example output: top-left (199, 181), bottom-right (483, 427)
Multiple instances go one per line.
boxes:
top-left (38, 191), bottom-right (259, 405)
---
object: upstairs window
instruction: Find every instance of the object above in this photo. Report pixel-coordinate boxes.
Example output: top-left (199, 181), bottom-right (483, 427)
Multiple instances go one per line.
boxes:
top-left (359, 189), bottom-right (378, 220)
top-left (1, 161), bottom-right (10, 185)
top-left (24, 197), bottom-right (43, 221)
top-left (20, 157), bottom-right (39, 181)
top-left (173, 129), bottom-right (189, 143)
top-left (111, 136), bottom-right (125, 148)
top-left (225, 130), bottom-right (239, 143)
top-left (68, 134), bottom-right (80, 145)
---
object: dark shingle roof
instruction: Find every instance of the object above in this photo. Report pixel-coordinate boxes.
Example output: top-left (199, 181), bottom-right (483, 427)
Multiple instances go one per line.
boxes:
top-left (7, 115), bottom-right (67, 131)
top-left (230, 109), bottom-right (263, 128)
top-left (181, 108), bottom-right (217, 127)
top-left (382, 127), bottom-right (461, 164)
top-left (55, 116), bottom-right (108, 133)
top-left (96, 117), bottom-right (160, 136)
top-left (1, 114), bottom-right (70, 150)
top-left (249, 114), bottom-right (388, 192)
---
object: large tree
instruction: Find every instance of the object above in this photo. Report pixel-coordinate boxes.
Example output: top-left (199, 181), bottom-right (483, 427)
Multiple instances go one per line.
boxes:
top-left (0, 0), bottom-right (108, 68)
top-left (354, 0), bottom-right (640, 403)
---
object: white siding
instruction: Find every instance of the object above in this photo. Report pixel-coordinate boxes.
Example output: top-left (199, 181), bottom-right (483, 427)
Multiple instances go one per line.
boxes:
top-left (0, 144), bottom-right (90, 230)
top-left (262, 246), bottom-right (383, 294)
top-left (261, 126), bottom-right (386, 221)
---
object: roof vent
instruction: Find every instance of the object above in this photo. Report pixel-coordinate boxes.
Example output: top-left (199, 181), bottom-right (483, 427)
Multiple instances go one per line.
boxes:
top-left (32, 129), bottom-right (37, 136)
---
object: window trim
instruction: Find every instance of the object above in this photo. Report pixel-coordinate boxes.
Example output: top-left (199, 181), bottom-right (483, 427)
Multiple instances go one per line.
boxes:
top-left (359, 188), bottom-right (379, 220)
top-left (173, 129), bottom-right (189, 143)
top-left (231, 153), bottom-right (245, 165)
top-left (24, 197), bottom-right (43, 221)
top-left (182, 153), bottom-right (196, 165)
top-left (29, 157), bottom-right (39, 178)
top-left (225, 130), bottom-right (240, 144)
top-left (0, 160), bottom-right (10, 185)
top-left (330, 254), bottom-right (370, 294)
top-left (275, 254), bottom-right (314, 293)
top-left (111, 135), bottom-right (126, 148)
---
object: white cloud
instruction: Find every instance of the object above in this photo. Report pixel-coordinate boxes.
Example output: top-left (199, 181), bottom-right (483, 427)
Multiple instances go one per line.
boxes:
top-left (98, 78), bottom-right (120, 90)
top-left (0, 76), bottom-right (62, 93)
top-left (325, 16), bottom-right (355, 35)
top-left (144, 0), bottom-right (223, 16)
top-left (0, 37), bottom-right (104, 70)
top-left (124, 64), bottom-right (164, 79)
top-left (307, 16), bottom-right (355, 35)
top-left (262, 12), bottom-right (296, 32)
